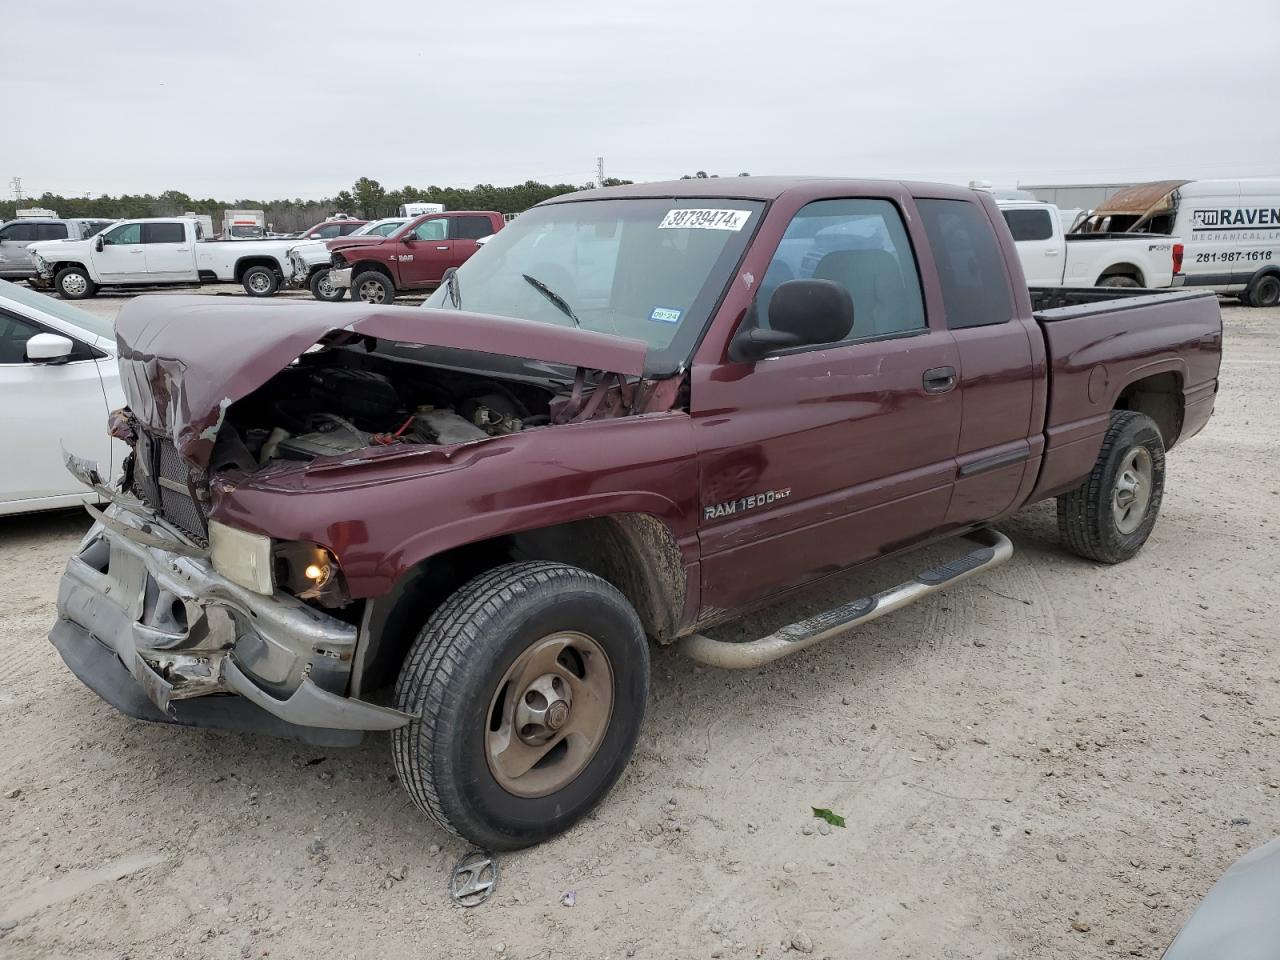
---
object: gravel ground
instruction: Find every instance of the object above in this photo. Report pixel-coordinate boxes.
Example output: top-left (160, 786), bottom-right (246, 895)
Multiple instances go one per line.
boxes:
top-left (0, 291), bottom-right (1276, 960)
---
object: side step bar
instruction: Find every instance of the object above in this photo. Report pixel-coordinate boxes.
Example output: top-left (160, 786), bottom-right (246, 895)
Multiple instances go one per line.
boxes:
top-left (678, 528), bottom-right (1014, 669)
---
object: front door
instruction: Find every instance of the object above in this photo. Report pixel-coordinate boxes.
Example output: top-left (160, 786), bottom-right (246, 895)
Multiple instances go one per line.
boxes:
top-left (0, 311), bottom-right (111, 504)
top-left (397, 217), bottom-right (454, 288)
top-left (94, 222), bottom-right (148, 280)
top-left (0, 221), bottom-right (39, 277)
top-left (141, 221), bottom-right (197, 279)
top-left (692, 197), bottom-right (964, 613)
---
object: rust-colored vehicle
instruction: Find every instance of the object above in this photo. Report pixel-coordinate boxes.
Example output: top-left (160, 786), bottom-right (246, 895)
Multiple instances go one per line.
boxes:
top-left (50, 177), bottom-right (1222, 849)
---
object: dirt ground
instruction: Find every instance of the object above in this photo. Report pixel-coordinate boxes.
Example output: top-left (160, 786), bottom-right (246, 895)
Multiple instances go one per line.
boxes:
top-left (0, 290), bottom-right (1276, 960)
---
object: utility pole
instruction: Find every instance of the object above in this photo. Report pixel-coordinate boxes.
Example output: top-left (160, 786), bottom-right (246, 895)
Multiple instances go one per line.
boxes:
top-left (596, 157), bottom-right (605, 188)
top-left (9, 176), bottom-right (23, 202)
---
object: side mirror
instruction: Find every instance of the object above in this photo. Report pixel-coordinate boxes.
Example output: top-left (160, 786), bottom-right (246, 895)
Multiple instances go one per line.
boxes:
top-left (94, 235), bottom-right (105, 252)
top-left (27, 333), bottom-right (75, 364)
top-left (401, 235), bottom-right (416, 244)
top-left (729, 278), bottom-right (854, 362)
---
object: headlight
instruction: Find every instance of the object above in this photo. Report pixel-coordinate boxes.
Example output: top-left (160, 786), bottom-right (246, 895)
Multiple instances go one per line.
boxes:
top-left (209, 520), bottom-right (274, 595)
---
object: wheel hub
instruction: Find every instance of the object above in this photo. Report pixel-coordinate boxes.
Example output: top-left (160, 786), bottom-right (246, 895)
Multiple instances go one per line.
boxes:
top-left (485, 632), bottom-right (614, 798)
top-left (1112, 445), bottom-right (1153, 534)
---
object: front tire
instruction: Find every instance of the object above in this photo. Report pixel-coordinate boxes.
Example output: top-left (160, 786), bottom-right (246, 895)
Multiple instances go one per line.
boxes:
top-left (54, 266), bottom-right (97, 299)
top-left (392, 562), bottom-right (649, 850)
top-left (242, 265), bottom-right (279, 297)
top-left (352, 270), bottom-right (396, 304)
top-left (309, 268), bottom-right (345, 302)
top-left (1057, 410), bottom-right (1165, 563)
top-left (1245, 273), bottom-right (1280, 308)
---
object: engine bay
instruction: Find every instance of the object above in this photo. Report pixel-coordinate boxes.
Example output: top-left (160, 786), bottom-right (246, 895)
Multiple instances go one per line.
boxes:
top-left (211, 343), bottom-right (560, 473)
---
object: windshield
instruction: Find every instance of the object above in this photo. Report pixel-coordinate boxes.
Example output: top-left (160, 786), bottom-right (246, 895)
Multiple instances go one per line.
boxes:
top-left (423, 197), bottom-right (764, 374)
top-left (0, 278), bottom-right (114, 340)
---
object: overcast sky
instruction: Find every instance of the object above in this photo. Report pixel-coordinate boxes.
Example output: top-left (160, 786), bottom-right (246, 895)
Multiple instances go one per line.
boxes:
top-left (5, 0), bottom-right (1278, 200)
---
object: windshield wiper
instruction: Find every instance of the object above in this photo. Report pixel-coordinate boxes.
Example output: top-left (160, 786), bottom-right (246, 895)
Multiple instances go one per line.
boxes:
top-left (521, 273), bottom-right (580, 328)
top-left (445, 268), bottom-right (461, 309)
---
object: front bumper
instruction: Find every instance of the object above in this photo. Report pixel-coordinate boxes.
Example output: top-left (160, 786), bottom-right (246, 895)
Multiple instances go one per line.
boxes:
top-left (327, 267), bottom-right (352, 289)
top-left (50, 504), bottom-right (411, 744)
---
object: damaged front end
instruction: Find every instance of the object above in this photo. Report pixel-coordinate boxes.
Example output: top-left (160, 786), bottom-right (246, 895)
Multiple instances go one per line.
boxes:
top-left (50, 296), bottom-right (675, 743)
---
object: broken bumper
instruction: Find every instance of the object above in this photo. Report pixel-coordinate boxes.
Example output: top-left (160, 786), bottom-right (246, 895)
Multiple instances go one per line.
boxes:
top-left (49, 504), bottom-right (412, 745)
top-left (327, 267), bottom-right (352, 290)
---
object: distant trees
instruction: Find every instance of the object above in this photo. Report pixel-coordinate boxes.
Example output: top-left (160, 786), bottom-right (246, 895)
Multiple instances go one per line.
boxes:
top-left (679, 171), bottom-right (751, 179)
top-left (0, 175), bottom-right (636, 232)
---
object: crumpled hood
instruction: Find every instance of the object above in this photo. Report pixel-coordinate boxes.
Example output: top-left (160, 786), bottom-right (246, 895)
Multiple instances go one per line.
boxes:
top-left (326, 236), bottom-right (391, 253)
top-left (114, 296), bottom-right (648, 467)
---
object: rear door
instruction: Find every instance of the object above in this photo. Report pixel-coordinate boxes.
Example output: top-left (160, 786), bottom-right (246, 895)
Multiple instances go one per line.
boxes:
top-left (1001, 205), bottom-right (1063, 286)
top-left (141, 221), bottom-right (197, 279)
top-left (397, 216), bottom-right (454, 287)
top-left (693, 196), bottom-right (964, 611)
top-left (450, 215), bottom-right (498, 269)
top-left (918, 197), bottom-right (1039, 526)
top-left (0, 222), bottom-right (39, 276)
top-left (94, 222), bottom-right (148, 279)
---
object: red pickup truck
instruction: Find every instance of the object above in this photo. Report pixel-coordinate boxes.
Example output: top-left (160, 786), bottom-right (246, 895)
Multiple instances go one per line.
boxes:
top-left (51, 177), bottom-right (1221, 851)
top-left (326, 210), bottom-right (503, 303)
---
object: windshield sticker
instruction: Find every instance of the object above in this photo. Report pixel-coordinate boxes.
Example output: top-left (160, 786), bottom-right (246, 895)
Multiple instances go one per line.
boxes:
top-left (650, 306), bottom-right (682, 324)
top-left (659, 208), bottom-right (752, 231)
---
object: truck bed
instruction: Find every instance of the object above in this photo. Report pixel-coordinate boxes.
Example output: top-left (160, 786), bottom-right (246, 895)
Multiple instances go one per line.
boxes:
top-left (1027, 287), bottom-right (1222, 501)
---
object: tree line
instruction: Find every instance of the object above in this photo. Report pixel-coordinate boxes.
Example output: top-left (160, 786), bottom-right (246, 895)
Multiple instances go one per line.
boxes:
top-left (0, 176), bottom-right (635, 233)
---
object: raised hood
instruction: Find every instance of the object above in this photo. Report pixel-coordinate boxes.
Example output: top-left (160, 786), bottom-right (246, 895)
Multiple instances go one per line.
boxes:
top-left (326, 235), bottom-right (392, 252)
top-left (114, 296), bottom-right (648, 466)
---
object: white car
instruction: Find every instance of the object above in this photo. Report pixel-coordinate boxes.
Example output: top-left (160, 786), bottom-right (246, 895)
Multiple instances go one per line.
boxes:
top-left (997, 199), bottom-right (1182, 289)
top-left (28, 218), bottom-right (299, 299)
top-left (287, 218), bottom-right (409, 301)
top-left (0, 280), bottom-right (126, 515)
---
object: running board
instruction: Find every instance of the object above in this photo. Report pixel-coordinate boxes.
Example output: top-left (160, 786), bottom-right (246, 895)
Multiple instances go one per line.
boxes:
top-left (678, 528), bottom-right (1014, 669)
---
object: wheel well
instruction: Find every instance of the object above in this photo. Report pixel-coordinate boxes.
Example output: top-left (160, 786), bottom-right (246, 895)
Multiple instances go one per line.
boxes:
top-left (1114, 371), bottom-right (1182, 448)
top-left (1097, 263), bottom-right (1144, 285)
top-left (49, 261), bottom-right (87, 275)
top-left (351, 261), bottom-right (394, 281)
top-left (234, 257), bottom-right (282, 282)
top-left (351, 513), bottom-right (685, 697)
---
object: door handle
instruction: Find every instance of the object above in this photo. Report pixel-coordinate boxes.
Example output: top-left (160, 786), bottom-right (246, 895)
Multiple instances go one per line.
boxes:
top-left (922, 366), bottom-right (957, 394)
top-left (1046, 249), bottom-right (1060, 256)
top-left (436, 245), bottom-right (449, 250)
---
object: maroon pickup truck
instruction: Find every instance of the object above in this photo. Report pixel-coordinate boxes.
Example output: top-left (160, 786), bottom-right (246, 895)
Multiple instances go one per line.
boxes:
top-left (326, 210), bottom-right (504, 303)
top-left (51, 177), bottom-right (1221, 850)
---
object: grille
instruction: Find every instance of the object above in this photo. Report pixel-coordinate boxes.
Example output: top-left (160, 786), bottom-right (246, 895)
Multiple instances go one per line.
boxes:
top-left (134, 433), bottom-right (210, 544)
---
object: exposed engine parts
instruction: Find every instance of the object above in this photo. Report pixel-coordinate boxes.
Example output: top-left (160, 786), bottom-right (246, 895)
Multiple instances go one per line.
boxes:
top-left (217, 351), bottom-right (549, 470)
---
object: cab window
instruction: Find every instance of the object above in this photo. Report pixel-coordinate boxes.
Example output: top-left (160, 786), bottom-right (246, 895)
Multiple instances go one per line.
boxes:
top-left (761, 198), bottom-right (926, 341)
top-left (917, 199), bottom-right (1013, 328)
top-left (411, 218), bottom-right (449, 241)
top-left (142, 222), bottom-right (186, 244)
top-left (0, 223), bottom-right (38, 243)
top-left (103, 223), bottom-right (142, 245)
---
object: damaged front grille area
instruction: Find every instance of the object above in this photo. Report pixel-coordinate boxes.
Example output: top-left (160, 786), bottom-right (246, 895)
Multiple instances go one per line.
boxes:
top-left (133, 432), bottom-right (210, 545)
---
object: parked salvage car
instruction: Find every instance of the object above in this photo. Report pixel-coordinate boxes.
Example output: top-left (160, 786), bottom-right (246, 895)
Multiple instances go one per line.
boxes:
top-left (1163, 837), bottom-right (1280, 959)
top-left (0, 217), bottom-right (116, 280)
top-left (287, 218), bottom-right (407, 301)
top-left (27, 217), bottom-right (303, 298)
top-left (50, 177), bottom-right (1221, 851)
top-left (998, 199), bottom-right (1183, 289)
top-left (0, 279), bottom-right (125, 514)
top-left (327, 210), bottom-right (503, 303)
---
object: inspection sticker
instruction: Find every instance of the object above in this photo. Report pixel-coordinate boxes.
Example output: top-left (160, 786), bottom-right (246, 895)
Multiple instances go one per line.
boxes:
top-left (649, 306), bottom-right (682, 324)
top-left (658, 208), bottom-right (752, 231)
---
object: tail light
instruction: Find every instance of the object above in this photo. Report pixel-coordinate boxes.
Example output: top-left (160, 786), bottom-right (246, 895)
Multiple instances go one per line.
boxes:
top-left (1172, 243), bottom-right (1184, 274)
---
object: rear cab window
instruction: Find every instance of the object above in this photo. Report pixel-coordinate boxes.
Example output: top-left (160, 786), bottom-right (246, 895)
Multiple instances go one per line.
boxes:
top-left (142, 222), bottom-right (186, 244)
top-left (454, 216), bottom-right (497, 240)
top-left (1002, 208), bottom-right (1054, 242)
top-left (36, 223), bottom-right (69, 241)
top-left (917, 199), bottom-right (1013, 328)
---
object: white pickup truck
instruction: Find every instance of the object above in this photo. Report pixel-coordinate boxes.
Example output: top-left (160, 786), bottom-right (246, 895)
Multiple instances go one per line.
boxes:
top-left (28, 217), bottom-right (298, 299)
top-left (997, 200), bottom-right (1183, 289)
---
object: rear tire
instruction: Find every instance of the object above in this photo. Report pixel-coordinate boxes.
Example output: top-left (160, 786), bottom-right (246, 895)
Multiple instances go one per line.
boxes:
top-left (392, 561), bottom-right (649, 850)
top-left (242, 265), bottom-right (279, 297)
top-left (1057, 410), bottom-right (1165, 564)
top-left (54, 266), bottom-right (97, 299)
top-left (1244, 273), bottom-right (1280, 308)
top-left (309, 268), bottom-right (345, 302)
top-left (1098, 275), bottom-right (1141, 289)
top-left (352, 270), bottom-right (395, 304)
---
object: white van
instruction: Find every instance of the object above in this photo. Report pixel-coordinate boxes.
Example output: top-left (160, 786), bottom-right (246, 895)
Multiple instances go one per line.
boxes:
top-left (1075, 179), bottom-right (1280, 307)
